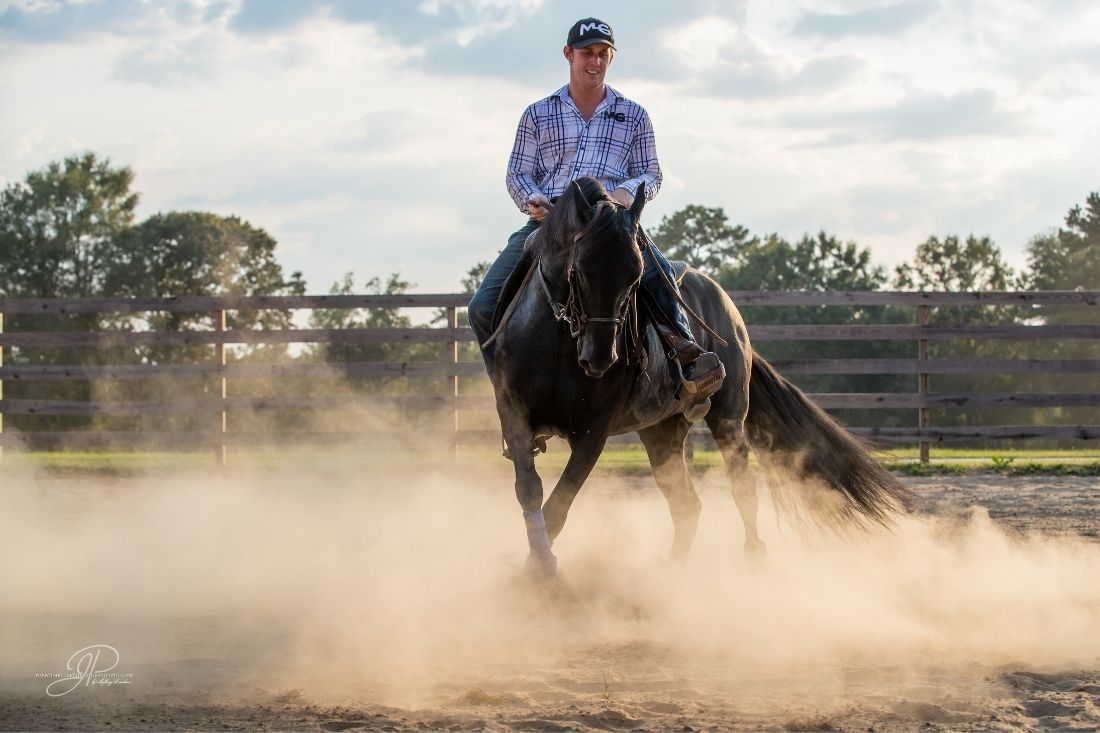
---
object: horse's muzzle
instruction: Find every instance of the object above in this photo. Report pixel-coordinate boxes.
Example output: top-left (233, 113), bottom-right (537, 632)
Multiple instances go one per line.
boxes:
top-left (577, 322), bottom-right (620, 378)
top-left (579, 360), bottom-right (608, 379)
top-left (578, 345), bottom-right (617, 378)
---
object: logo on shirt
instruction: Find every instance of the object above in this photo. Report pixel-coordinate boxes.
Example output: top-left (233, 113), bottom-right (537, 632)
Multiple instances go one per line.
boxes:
top-left (601, 110), bottom-right (626, 122)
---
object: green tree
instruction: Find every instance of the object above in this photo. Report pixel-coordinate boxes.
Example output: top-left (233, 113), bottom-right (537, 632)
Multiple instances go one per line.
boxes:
top-left (301, 273), bottom-right (442, 432)
top-left (102, 211), bottom-right (307, 373)
top-left (649, 204), bottom-right (754, 274)
top-left (893, 235), bottom-right (1025, 431)
top-left (1019, 192), bottom-right (1100, 432)
top-left (0, 155), bottom-right (308, 435)
top-left (0, 154), bottom-right (139, 435)
top-left (894, 235), bottom-right (1014, 293)
top-left (306, 272), bottom-right (422, 365)
top-left (460, 261), bottom-right (490, 294)
top-left (893, 234), bottom-right (1017, 327)
top-left (721, 231), bottom-right (886, 294)
top-left (715, 231), bottom-right (907, 428)
top-left (434, 260), bottom-right (488, 328)
top-left (107, 211), bottom-right (305, 329)
top-left (1025, 191), bottom-right (1100, 292)
top-left (0, 152), bottom-right (137, 298)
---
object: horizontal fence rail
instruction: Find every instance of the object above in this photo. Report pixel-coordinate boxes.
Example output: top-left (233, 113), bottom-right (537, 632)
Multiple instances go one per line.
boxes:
top-left (5, 324), bottom-right (1100, 348)
top-left (2, 290), bottom-right (1095, 315)
top-left (2, 392), bottom-right (1098, 417)
top-left (1, 290), bottom-right (1097, 463)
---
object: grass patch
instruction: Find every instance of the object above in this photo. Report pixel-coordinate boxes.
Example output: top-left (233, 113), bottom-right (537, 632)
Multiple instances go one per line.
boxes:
top-left (5, 450), bottom-right (213, 476)
top-left (886, 461), bottom-right (970, 476)
top-left (4, 446), bottom-right (1099, 477)
top-left (1004, 460), bottom-right (1100, 476)
top-left (884, 458), bottom-right (1100, 476)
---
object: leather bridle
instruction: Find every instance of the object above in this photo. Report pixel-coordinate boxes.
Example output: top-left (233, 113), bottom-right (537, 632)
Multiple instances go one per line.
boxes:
top-left (536, 200), bottom-right (645, 364)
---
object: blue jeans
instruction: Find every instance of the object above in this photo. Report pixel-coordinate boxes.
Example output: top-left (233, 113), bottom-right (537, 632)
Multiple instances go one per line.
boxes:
top-left (468, 219), bottom-right (542, 374)
top-left (468, 220), bottom-right (694, 376)
top-left (640, 232), bottom-right (694, 341)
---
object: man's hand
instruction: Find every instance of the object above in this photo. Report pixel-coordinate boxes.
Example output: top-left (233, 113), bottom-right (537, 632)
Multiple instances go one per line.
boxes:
top-left (609, 188), bottom-right (635, 208)
top-left (527, 194), bottom-right (551, 222)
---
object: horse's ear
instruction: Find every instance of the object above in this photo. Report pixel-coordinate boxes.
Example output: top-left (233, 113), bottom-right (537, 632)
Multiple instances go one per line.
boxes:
top-left (629, 182), bottom-right (646, 222)
top-left (570, 180), bottom-right (593, 223)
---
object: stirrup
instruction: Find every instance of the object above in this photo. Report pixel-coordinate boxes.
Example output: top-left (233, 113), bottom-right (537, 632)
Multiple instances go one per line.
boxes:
top-left (676, 351), bottom-right (725, 398)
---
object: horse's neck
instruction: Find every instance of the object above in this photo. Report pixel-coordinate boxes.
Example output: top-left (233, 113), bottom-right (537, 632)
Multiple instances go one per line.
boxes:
top-left (535, 246), bottom-right (572, 303)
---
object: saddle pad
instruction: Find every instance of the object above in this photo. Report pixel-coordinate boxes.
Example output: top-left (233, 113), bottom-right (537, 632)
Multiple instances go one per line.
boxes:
top-left (490, 237), bottom-right (538, 335)
top-left (669, 260), bottom-right (690, 286)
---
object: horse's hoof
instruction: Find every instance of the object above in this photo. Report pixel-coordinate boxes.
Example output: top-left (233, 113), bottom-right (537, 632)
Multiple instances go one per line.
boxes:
top-left (744, 539), bottom-right (767, 566)
top-left (525, 551), bottom-right (558, 577)
top-left (669, 543), bottom-right (691, 563)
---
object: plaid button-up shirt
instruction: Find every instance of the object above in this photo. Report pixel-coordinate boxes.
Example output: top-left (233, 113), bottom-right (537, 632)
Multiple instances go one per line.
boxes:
top-left (506, 84), bottom-right (662, 214)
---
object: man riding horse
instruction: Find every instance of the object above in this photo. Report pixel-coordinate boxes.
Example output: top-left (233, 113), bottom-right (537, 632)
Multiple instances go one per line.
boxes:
top-left (468, 17), bottom-right (725, 423)
top-left (467, 18), bottom-right (908, 576)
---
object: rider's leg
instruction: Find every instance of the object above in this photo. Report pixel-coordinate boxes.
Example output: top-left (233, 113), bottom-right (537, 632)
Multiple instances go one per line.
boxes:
top-left (468, 219), bottom-right (541, 376)
top-left (640, 237), bottom-right (694, 341)
top-left (639, 232), bottom-right (725, 408)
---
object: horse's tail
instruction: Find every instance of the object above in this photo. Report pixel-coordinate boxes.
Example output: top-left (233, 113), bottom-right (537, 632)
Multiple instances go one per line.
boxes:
top-left (744, 352), bottom-right (912, 527)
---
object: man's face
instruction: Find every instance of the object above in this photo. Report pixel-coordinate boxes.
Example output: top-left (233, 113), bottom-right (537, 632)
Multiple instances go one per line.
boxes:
top-left (564, 43), bottom-right (613, 90)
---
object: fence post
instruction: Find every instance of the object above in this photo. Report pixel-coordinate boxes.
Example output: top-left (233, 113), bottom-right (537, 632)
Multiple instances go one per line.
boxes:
top-left (917, 304), bottom-right (930, 463)
top-left (446, 306), bottom-right (459, 463)
top-left (215, 309), bottom-right (227, 465)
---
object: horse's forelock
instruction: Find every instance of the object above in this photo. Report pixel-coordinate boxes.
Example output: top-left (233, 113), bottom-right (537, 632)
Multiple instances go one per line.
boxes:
top-left (544, 179), bottom-right (635, 258)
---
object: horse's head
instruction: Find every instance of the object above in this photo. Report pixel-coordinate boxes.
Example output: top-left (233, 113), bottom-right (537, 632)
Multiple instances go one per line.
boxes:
top-left (557, 179), bottom-right (646, 378)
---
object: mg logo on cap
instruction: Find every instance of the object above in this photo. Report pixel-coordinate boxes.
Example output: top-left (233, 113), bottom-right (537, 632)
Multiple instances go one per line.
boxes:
top-left (567, 17), bottom-right (616, 49)
top-left (580, 22), bottom-right (612, 36)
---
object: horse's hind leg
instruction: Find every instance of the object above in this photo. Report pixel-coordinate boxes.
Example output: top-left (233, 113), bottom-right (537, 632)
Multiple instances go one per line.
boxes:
top-left (638, 417), bottom-right (702, 561)
top-left (707, 413), bottom-right (766, 562)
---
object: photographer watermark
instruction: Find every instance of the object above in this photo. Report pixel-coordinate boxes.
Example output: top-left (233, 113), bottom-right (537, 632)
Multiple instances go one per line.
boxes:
top-left (36, 645), bottom-right (133, 697)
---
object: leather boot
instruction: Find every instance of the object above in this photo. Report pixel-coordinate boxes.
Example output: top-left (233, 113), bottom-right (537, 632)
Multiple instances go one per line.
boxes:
top-left (656, 326), bottom-right (726, 420)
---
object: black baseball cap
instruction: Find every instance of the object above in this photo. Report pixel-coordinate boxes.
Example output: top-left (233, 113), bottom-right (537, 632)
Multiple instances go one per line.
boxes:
top-left (566, 17), bottom-right (616, 50)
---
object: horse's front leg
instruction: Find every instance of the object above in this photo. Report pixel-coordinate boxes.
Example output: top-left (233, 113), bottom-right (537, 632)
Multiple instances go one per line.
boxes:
top-left (500, 409), bottom-right (557, 576)
top-left (543, 432), bottom-right (608, 542)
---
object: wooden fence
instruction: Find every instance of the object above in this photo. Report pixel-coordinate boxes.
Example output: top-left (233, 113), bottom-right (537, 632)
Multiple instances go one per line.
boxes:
top-left (0, 290), bottom-right (1097, 463)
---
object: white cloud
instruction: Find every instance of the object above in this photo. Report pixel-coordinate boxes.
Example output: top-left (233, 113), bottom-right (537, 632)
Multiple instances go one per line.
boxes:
top-left (1, 0), bottom-right (1097, 293)
top-left (791, 1), bottom-right (939, 39)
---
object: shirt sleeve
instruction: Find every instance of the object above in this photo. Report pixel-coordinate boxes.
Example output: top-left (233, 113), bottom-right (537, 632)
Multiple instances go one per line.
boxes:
top-left (616, 108), bottom-right (662, 201)
top-left (505, 106), bottom-right (545, 214)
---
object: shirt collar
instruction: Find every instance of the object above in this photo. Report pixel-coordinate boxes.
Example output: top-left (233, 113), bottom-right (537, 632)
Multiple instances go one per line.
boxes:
top-left (554, 84), bottom-right (623, 111)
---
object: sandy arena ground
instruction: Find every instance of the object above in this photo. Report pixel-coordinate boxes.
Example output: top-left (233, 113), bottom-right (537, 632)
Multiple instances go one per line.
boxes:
top-left (1, 457), bottom-right (1098, 732)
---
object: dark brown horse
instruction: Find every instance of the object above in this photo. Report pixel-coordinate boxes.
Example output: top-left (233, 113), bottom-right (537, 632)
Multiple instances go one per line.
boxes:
top-left (489, 177), bottom-right (909, 575)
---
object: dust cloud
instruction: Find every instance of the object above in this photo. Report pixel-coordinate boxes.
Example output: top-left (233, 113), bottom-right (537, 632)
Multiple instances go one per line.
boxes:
top-left (1, 451), bottom-right (1099, 719)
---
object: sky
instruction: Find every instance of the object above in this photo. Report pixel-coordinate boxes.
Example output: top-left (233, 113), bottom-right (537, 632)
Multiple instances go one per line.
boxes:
top-left (1, 0), bottom-right (1098, 294)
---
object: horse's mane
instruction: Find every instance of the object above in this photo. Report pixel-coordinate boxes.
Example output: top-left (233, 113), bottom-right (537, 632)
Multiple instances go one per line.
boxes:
top-left (573, 177), bottom-right (615, 208)
top-left (535, 177), bottom-right (631, 257)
